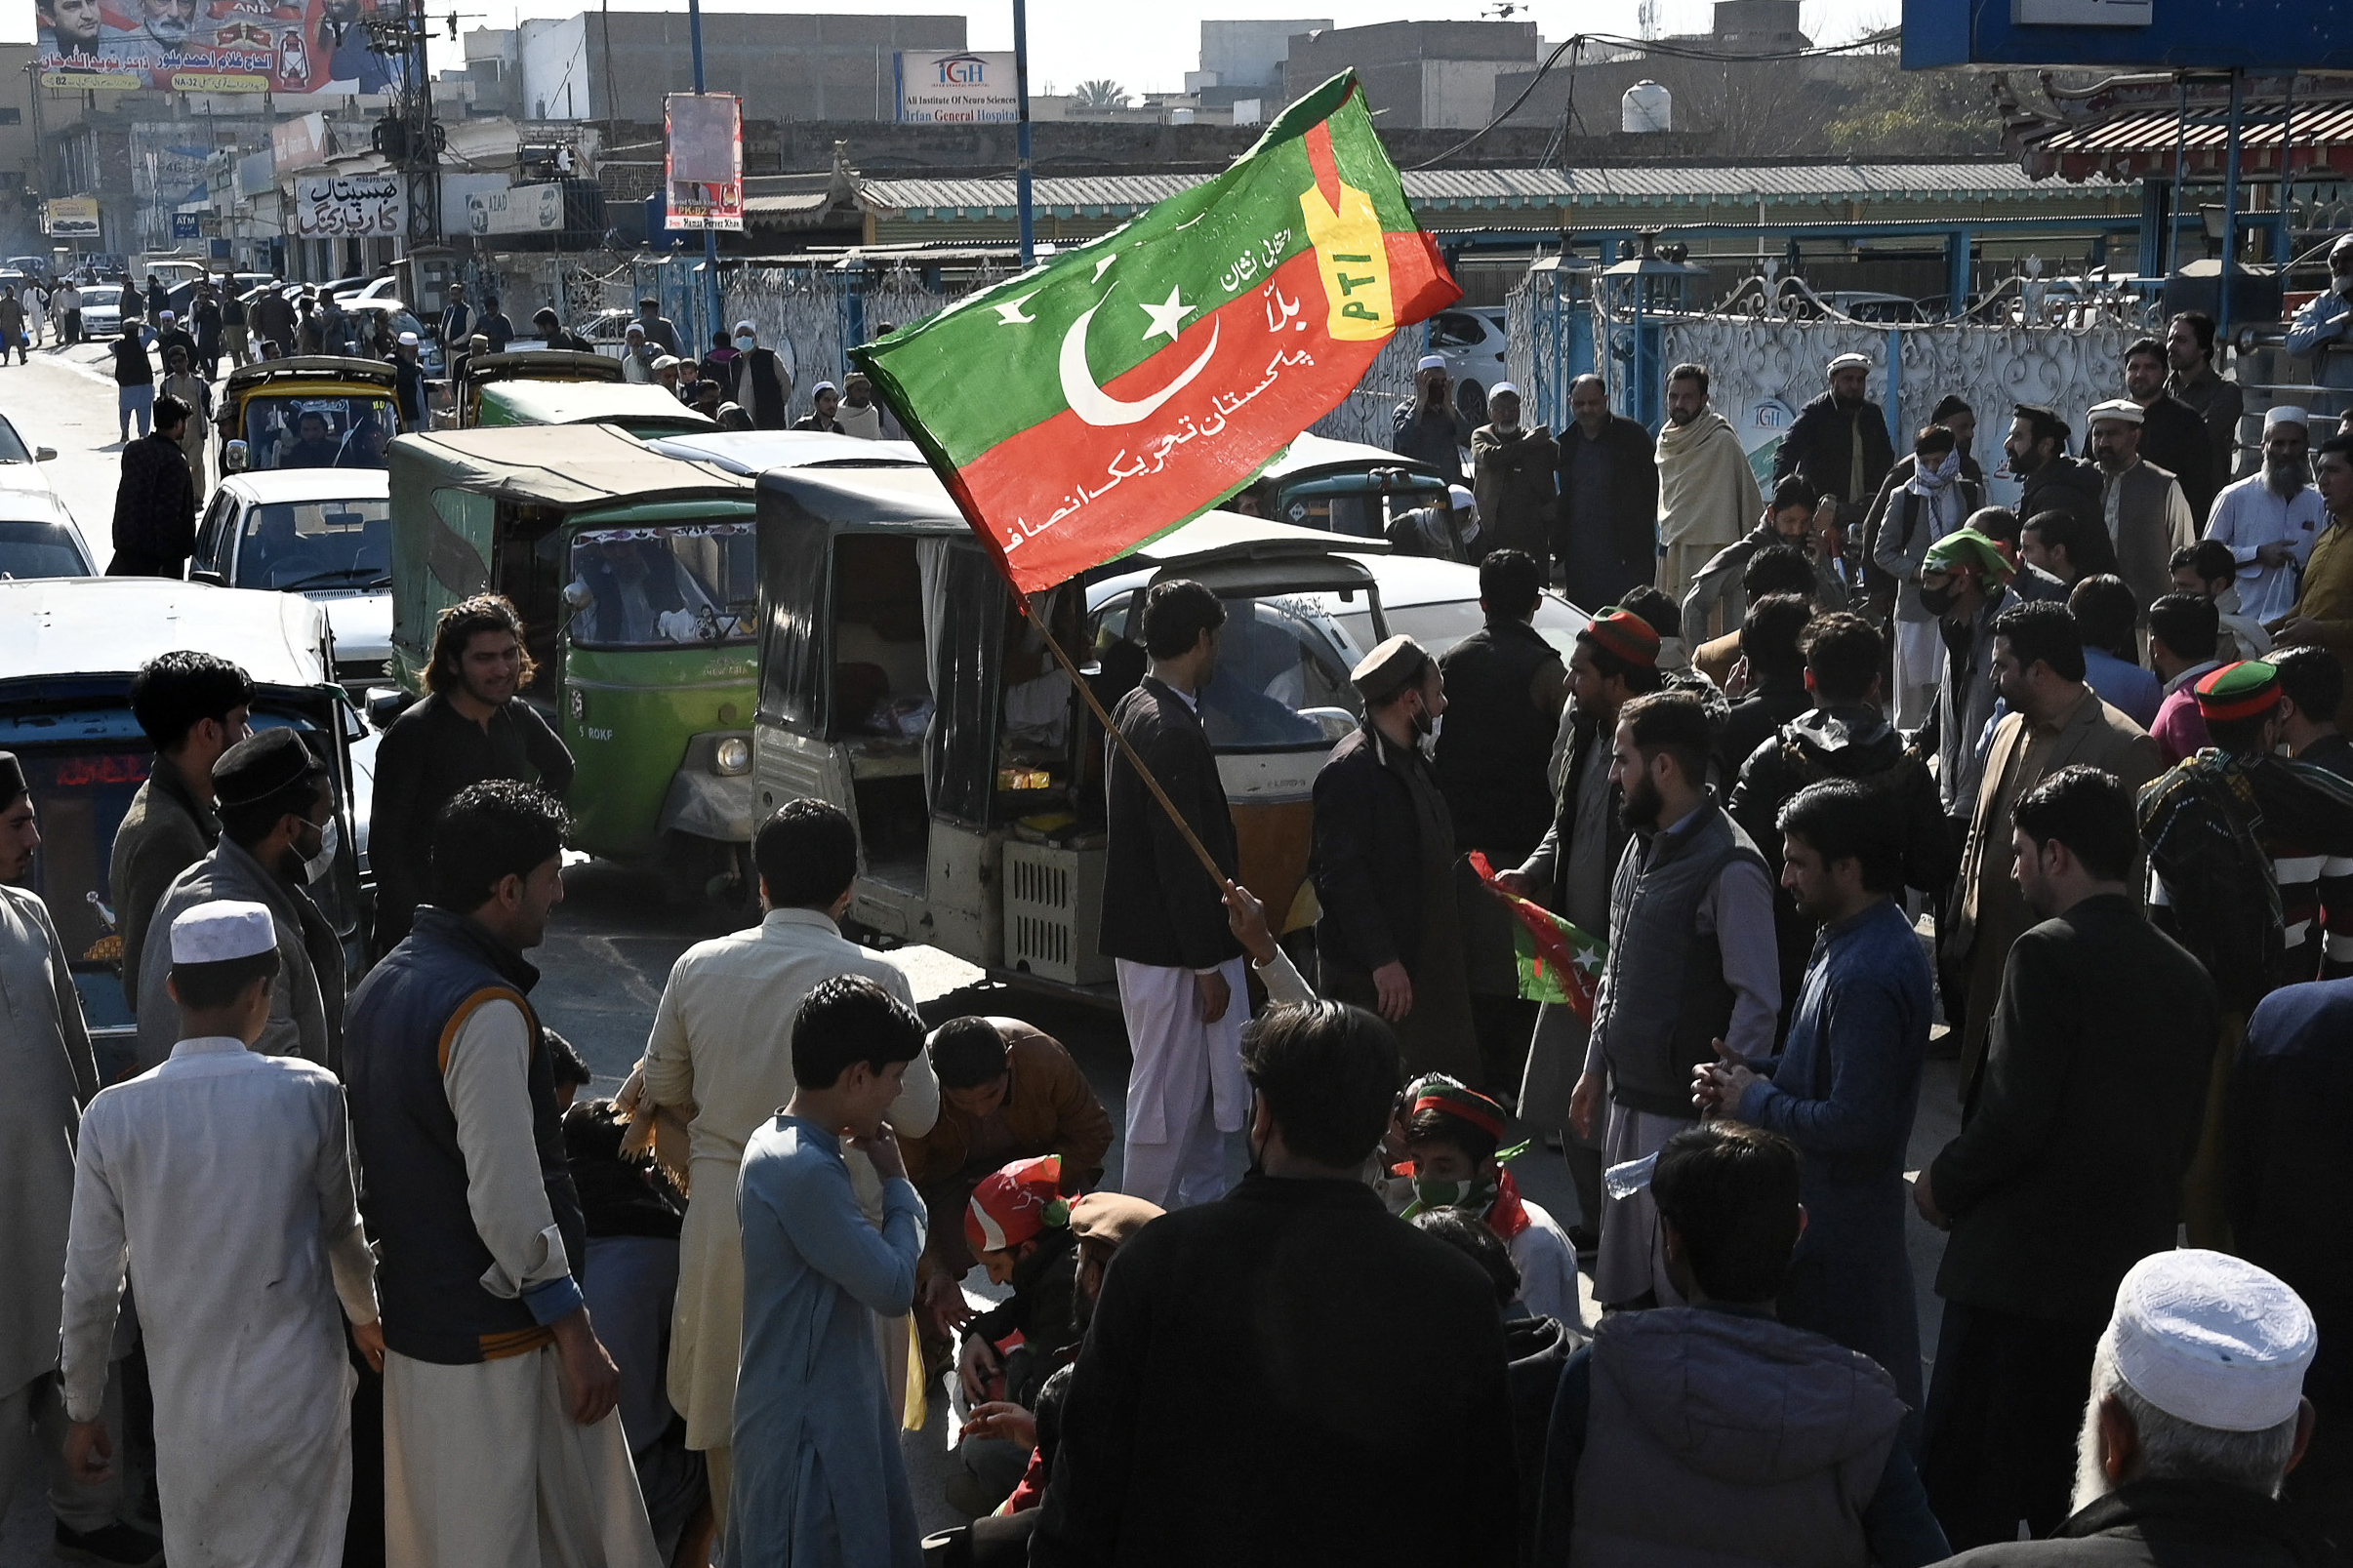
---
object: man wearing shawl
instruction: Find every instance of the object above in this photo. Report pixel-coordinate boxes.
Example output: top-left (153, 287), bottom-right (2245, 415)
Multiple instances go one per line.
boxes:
top-left (1654, 363), bottom-right (1764, 601)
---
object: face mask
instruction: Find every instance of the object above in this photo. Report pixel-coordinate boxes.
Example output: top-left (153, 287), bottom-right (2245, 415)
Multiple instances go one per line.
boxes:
top-left (734, 335), bottom-right (755, 351)
top-left (1410, 1173), bottom-right (1497, 1213)
top-left (1918, 581), bottom-right (1961, 616)
top-left (302, 816), bottom-right (339, 885)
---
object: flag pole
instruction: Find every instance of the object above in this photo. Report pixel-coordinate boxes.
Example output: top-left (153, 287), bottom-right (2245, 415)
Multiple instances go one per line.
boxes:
top-left (1019, 596), bottom-right (1235, 892)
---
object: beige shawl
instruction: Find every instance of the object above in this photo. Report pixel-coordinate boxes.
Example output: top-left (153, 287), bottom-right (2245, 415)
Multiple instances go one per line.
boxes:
top-left (1655, 408), bottom-right (1763, 551)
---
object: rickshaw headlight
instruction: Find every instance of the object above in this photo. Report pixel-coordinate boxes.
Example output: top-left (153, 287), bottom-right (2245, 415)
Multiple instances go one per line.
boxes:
top-left (713, 738), bottom-right (751, 776)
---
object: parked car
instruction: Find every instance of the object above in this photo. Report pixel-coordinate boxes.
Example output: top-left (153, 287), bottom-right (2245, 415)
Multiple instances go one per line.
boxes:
top-left (190, 467), bottom-right (392, 692)
top-left (76, 284), bottom-right (126, 338)
top-left (1430, 305), bottom-right (1510, 426)
top-left (0, 493), bottom-right (97, 579)
top-left (0, 409), bottom-right (61, 497)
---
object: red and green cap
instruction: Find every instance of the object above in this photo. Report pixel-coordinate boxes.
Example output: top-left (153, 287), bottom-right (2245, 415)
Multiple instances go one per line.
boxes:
top-left (1922, 528), bottom-right (2015, 583)
top-left (966, 1153), bottom-right (1071, 1255)
top-left (1581, 606), bottom-right (1661, 669)
top-left (1408, 1072), bottom-right (1508, 1141)
top-left (2195, 661), bottom-right (2282, 724)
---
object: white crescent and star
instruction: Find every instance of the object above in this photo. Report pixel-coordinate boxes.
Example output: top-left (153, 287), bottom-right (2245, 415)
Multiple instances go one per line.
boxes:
top-left (1058, 288), bottom-right (1219, 427)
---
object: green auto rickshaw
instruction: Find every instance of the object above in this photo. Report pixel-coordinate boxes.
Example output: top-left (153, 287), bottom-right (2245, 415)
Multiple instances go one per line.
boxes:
top-left (452, 348), bottom-right (624, 427)
top-left (471, 379), bottom-right (716, 439)
top-left (385, 423), bottom-right (759, 895)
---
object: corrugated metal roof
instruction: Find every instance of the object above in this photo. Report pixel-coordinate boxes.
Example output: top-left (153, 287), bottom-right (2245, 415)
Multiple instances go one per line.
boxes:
top-left (2014, 92), bottom-right (2353, 183)
top-left (861, 162), bottom-right (2055, 218)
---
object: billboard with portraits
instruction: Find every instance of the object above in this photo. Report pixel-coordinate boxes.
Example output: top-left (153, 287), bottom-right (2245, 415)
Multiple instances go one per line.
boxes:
top-left (34, 0), bottom-right (410, 94)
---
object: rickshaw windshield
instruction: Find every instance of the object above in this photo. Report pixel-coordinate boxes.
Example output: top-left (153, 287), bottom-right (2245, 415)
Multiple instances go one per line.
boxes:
top-left (234, 499), bottom-right (391, 591)
top-left (564, 521), bottom-right (757, 649)
top-left (242, 395), bottom-right (399, 471)
top-left (1096, 590), bottom-right (1357, 752)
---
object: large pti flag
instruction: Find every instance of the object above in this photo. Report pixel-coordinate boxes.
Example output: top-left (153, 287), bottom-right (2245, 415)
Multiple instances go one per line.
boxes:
top-left (852, 70), bottom-right (1459, 595)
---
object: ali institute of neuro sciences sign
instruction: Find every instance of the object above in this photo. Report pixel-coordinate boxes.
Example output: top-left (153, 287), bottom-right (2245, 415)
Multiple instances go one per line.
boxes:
top-left (895, 51), bottom-right (1019, 124)
top-left (294, 173), bottom-right (406, 239)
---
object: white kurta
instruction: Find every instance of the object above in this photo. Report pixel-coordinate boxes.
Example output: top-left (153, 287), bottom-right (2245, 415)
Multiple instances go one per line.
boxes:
top-left (0, 883), bottom-right (100, 1399)
top-left (60, 1037), bottom-right (378, 1568)
top-left (383, 996), bottom-right (659, 1568)
top-left (634, 907), bottom-right (934, 1457)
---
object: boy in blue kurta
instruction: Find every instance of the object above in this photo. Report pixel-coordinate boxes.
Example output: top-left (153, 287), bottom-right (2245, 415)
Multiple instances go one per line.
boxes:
top-left (1693, 776), bottom-right (1933, 1420)
top-left (725, 974), bottom-right (928, 1568)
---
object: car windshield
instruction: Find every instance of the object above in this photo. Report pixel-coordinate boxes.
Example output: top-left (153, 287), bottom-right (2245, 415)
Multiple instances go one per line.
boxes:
top-left (564, 520), bottom-right (756, 649)
top-left (0, 522), bottom-right (89, 580)
top-left (1276, 475), bottom-right (1448, 539)
top-left (1096, 590), bottom-right (1358, 751)
top-left (80, 287), bottom-right (120, 308)
top-left (242, 395), bottom-right (399, 471)
top-left (234, 498), bottom-right (390, 591)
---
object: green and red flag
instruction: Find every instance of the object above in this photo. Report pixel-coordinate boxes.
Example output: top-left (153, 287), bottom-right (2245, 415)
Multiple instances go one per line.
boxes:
top-left (1469, 852), bottom-right (1607, 1020)
top-left (851, 70), bottom-right (1460, 596)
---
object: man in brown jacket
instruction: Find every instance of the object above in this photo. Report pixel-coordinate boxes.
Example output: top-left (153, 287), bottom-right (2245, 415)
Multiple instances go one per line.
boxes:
top-left (2088, 398), bottom-right (2198, 624)
top-left (910, 1015), bottom-right (1112, 1334)
top-left (1470, 384), bottom-right (1558, 562)
top-left (1944, 600), bottom-right (2162, 1086)
top-left (107, 652), bottom-right (253, 1010)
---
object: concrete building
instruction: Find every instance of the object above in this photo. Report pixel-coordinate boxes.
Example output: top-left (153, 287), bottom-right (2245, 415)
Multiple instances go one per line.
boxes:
top-left (1281, 20), bottom-right (1540, 130)
top-left (505, 12), bottom-right (965, 123)
top-left (1188, 20), bottom-right (1326, 115)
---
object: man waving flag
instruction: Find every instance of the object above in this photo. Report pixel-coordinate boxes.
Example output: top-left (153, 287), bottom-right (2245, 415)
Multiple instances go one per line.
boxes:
top-left (853, 70), bottom-right (1460, 595)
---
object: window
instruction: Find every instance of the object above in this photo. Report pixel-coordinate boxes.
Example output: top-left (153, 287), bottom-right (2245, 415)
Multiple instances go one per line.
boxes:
top-left (242, 394), bottom-right (399, 471)
top-left (233, 498), bottom-right (390, 591)
top-left (564, 520), bottom-right (756, 650)
top-left (0, 522), bottom-right (90, 579)
top-left (1196, 594), bottom-right (1355, 750)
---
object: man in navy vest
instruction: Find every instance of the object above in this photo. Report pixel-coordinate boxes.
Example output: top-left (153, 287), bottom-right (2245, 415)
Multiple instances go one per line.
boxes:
top-left (345, 781), bottom-right (659, 1568)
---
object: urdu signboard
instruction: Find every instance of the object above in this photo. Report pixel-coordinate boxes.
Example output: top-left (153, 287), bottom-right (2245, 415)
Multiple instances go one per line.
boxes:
top-left (293, 173), bottom-right (405, 239)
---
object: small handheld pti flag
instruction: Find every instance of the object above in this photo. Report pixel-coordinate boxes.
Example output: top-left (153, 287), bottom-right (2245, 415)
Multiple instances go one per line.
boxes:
top-left (1468, 852), bottom-right (1607, 1021)
top-left (853, 69), bottom-right (1460, 597)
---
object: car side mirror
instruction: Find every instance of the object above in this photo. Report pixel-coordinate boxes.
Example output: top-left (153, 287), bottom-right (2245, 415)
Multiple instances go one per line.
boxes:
top-left (223, 439), bottom-right (248, 473)
top-left (33, 446), bottom-right (53, 462)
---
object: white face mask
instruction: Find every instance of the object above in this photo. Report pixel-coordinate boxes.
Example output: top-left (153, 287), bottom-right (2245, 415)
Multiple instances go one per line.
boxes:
top-left (734, 335), bottom-right (755, 351)
top-left (303, 816), bottom-right (340, 885)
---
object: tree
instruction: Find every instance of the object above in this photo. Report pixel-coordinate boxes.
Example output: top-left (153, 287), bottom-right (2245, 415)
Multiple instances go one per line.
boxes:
top-left (1074, 79), bottom-right (1130, 111)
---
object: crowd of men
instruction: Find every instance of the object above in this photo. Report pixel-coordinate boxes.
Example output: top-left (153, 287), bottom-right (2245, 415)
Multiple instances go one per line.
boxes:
top-left (1, 309), bottom-right (2350, 1568)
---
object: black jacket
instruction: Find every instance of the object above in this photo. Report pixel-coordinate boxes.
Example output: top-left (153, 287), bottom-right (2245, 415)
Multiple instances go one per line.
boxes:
top-left (1096, 677), bottom-right (1239, 970)
top-left (1712, 673), bottom-right (1812, 786)
top-left (369, 692), bottom-right (576, 949)
top-left (1939, 1479), bottom-right (2315, 1568)
top-left (1729, 704), bottom-right (1957, 1025)
top-left (2021, 454), bottom-right (2106, 531)
top-left (730, 347), bottom-right (792, 430)
top-left (1393, 398), bottom-right (1468, 480)
top-left (1928, 893), bottom-right (2216, 1324)
top-left (1312, 721), bottom-right (1447, 974)
top-left (1033, 1176), bottom-right (1517, 1568)
top-left (1540, 709), bottom-right (1632, 930)
top-left (1556, 415), bottom-right (1660, 575)
top-left (107, 431), bottom-right (196, 577)
top-left (1772, 390), bottom-right (1893, 506)
top-left (1435, 616), bottom-right (1566, 864)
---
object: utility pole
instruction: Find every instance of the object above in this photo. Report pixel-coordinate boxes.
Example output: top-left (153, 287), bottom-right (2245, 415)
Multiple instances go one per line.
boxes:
top-left (687, 0), bottom-right (723, 344)
top-left (369, 0), bottom-right (442, 252)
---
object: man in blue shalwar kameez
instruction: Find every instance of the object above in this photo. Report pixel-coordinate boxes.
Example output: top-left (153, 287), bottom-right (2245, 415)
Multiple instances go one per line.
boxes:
top-left (725, 975), bottom-right (928, 1568)
top-left (1695, 776), bottom-right (1933, 1420)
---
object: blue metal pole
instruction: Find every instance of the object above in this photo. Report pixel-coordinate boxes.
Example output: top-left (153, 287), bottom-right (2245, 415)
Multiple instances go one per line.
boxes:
top-left (1013, 0), bottom-right (1035, 268)
top-left (688, 0), bottom-right (722, 345)
top-left (2219, 68), bottom-right (2245, 351)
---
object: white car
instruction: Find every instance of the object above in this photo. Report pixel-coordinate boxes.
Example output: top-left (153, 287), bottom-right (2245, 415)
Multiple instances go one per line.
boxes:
top-left (188, 467), bottom-right (392, 691)
top-left (0, 492), bottom-right (97, 579)
top-left (0, 410), bottom-right (61, 496)
top-left (75, 284), bottom-right (125, 339)
top-left (1430, 305), bottom-right (1511, 427)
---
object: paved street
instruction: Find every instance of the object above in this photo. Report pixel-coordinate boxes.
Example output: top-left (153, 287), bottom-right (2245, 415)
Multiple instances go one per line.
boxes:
top-left (0, 346), bottom-right (1961, 1556)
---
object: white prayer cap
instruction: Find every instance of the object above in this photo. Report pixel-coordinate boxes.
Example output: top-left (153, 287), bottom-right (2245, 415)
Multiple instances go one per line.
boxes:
top-left (2087, 398), bottom-right (2145, 427)
top-left (1826, 351), bottom-right (1871, 374)
top-left (733, 318), bottom-right (756, 334)
top-left (1416, 354), bottom-right (1447, 372)
top-left (1488, 382), bottom-right (1521, 400)
top-left (650, 354), bottom-right (680, 372)
top-left (170, 900), bottom-right (276, 965)
top-left (397, 330), bottom-right (419, 346)
top-left (812, 380), bottom-right (839, 397)
top-left (2265, 404), bottom-right (2309, 429)
top-left (158, 309), bottom-right (175, 322)
top-left (1448, 483), bottom-right (1476, 510)
top-left (2106, 1249), bottom-right (2315, 1432)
